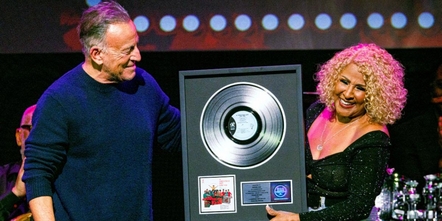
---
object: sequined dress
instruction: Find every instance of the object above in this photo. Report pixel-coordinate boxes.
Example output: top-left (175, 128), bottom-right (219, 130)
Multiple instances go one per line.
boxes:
top-left (298, 101), bottom-right (390, 221)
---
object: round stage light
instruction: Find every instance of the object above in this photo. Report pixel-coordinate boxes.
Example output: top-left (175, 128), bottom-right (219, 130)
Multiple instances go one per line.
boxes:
top-left (367, 12), bottom-right (384, 29)
top-left (262, 14), bottom-right (279, 31)
top-left (340, 13), bottom-right (357, 30)
top-left (315, 13), bottom-right (332, 30)
top-left (183, 15), bottom-right (200, 32)
top-left (391, 12), bottom-right (407, 29)
top-left (235, 14), bottom-right (252, 31)
top-left (160, 15), bottom-right (176, 32)
top-left (418, 12), bottom-right (434, 29)
top-left (287, 14), bottom-right (305, 30)
top-left (210, 14), bottom-right (227, 31)
top-left (134, 15), bottom-right (149, 32)
top-left (85, 0), bottom-right (101, 7)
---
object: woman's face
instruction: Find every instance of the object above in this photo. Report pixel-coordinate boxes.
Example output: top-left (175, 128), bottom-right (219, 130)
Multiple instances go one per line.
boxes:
top-left (333, 63), bottom-right (367, 120)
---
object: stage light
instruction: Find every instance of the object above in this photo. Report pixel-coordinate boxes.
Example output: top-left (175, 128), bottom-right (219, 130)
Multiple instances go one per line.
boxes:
top-left (134, 15), bottom-right (149, 32)
top-left (315, 13), bottom-right (332, 30)
top-left (391, 12), bottom-right (407, 29)
top-left (367, 12), bottom-right (384, 29)
top-left (262, 14), bottom-right (279, 31)
top-left (183, 15), bottom-right (200, 32)
top-left (160, 15), bottom-right (176, 32)
top-left (85, 0), bottom-right (101, 6)
top-left (340, 13), bottom-right (357, 30)
top-left (418, 12), bottom-right (434, 29)
top-left (210, 14), bottom-right (227, 32)
top-left (287, 14), bottom-right (305, 30)
top-left (235, 14), bottom-right (252, 31)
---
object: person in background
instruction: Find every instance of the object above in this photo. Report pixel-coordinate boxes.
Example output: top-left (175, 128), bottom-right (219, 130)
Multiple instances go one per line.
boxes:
top-left (389, 63), bottom-right (442, 198)
top-left (0, 105), bottom-right (36, 221)
top-left (266, 43), bottom-right (407, 220)
top-left (22, 1), bottom-right (181, 221)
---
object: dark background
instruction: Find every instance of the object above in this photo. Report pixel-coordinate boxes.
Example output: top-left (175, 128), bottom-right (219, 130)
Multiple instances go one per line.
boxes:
top-left (1, 1), bottom-right (442, 220)
top-left (1, 1), bottom-right (442, 53)
top-left (1, 48), bottom-right (441, 219)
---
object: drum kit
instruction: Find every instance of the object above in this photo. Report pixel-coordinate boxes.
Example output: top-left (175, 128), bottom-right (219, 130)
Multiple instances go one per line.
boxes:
top-left (376, 171), bottom-right (442, 220)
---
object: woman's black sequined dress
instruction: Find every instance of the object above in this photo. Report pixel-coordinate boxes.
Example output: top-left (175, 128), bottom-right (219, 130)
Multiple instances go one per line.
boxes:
top-left (299, 102), bottom-right (390, 221)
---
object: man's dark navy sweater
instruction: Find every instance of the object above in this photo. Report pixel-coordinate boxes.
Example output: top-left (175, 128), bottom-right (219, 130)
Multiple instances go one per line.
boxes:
top-left (23, 63), bottom-right (181, 220)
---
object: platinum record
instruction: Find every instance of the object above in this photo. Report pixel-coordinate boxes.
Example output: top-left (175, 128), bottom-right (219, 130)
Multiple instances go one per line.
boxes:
top-left (200, 82), bottom-right (286, 169)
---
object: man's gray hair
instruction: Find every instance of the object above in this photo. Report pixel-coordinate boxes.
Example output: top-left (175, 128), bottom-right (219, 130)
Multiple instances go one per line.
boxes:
top-left (77, 1), bottom-right (131, 56)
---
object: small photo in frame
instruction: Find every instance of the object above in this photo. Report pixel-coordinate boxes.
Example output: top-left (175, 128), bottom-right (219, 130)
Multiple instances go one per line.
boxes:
top-left (198, 175), bottom-right (236, 214)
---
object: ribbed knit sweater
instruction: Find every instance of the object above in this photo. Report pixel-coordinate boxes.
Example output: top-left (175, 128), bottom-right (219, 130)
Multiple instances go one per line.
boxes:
top-left (23, 63), bottom-right (181, 220)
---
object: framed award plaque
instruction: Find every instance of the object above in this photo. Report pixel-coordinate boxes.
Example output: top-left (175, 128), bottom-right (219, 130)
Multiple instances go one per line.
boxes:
top-left (179, 64), bottom-right (307, 220)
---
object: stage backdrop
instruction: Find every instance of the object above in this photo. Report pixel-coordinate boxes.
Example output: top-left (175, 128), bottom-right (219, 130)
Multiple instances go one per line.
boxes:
top-left (0, 49), bottom-right (441, 220)
top-left (1, 0), bottom-right (442, 53)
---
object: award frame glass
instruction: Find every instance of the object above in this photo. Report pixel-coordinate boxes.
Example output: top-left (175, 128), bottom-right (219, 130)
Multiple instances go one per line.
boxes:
top-left (179, 65), bottom-right (307, 221)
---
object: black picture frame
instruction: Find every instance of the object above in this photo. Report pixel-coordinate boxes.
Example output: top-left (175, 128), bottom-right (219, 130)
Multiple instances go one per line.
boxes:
top-left (179, 64), bottom-right (307, 220)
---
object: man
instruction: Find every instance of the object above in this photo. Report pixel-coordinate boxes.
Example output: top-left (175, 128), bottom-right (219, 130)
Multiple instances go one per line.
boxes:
top-left (0, 105), bottom-right (35, 220)
top-left (23, 2), bottom-right (181, 220)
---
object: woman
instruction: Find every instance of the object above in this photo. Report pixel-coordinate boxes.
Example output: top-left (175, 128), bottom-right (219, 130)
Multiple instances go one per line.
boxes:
top-left (266, 43), bottom-right (407, 221)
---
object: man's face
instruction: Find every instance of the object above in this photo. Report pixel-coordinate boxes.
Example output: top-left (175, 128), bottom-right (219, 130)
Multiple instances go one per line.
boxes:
top-left (100, 21), bottom-right (141, 83)
top-left (15, 106), bottom-right (35, 158)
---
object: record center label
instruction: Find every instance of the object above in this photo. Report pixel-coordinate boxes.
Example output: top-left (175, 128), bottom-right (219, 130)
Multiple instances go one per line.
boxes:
top-left (228, 110), bottom-right (259, 141)
top-left (241, 180), bottom-right (292, 205)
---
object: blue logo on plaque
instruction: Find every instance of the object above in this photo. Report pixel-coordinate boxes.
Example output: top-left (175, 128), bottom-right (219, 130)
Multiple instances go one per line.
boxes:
top-left (273, 185), bottom-right (287, 198)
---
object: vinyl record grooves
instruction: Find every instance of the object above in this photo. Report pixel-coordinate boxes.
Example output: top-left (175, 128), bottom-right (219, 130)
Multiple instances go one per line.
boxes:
top-left (200, 82), bottom-right (286, 169)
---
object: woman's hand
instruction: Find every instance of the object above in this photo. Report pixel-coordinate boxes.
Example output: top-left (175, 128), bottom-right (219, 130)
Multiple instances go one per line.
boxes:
top-left (266, 205), bottom-right (300, 221)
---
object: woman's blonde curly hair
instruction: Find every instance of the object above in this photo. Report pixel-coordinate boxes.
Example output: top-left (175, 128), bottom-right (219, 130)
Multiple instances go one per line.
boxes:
top-left (314, 43), bottom-right (407, 125)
